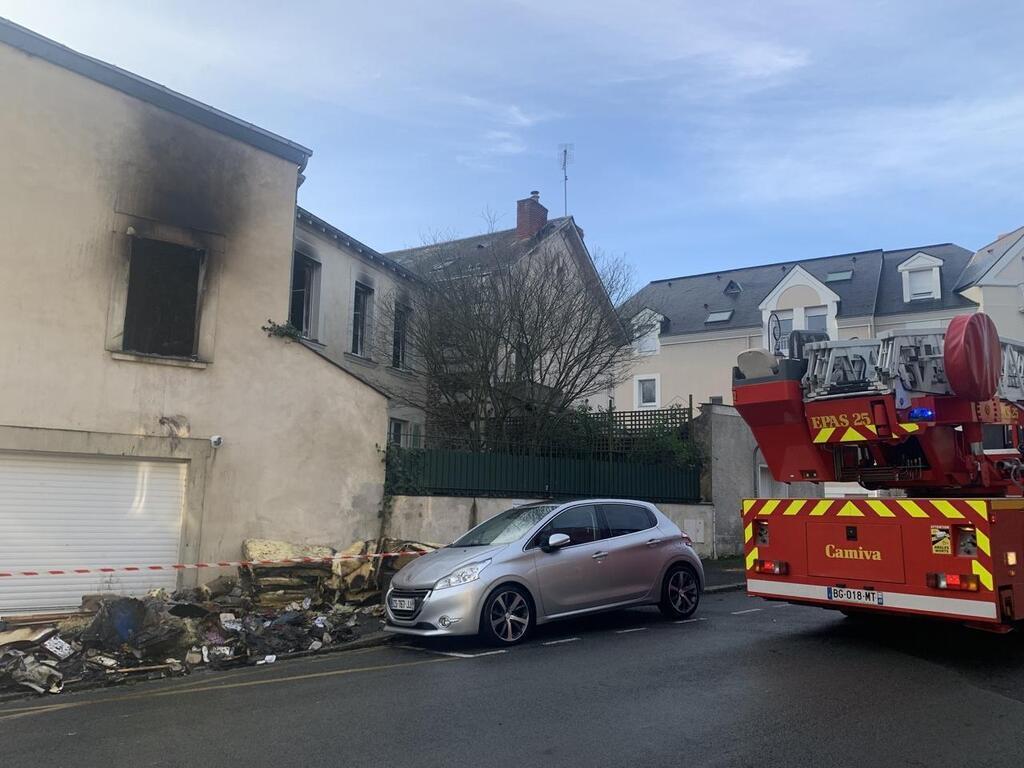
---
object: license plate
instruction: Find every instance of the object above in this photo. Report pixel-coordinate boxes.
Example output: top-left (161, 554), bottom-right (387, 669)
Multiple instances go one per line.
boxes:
top-left (826, 587), bottom-right (884, 606)
top-left (390, 597), bottom-right (416, 611)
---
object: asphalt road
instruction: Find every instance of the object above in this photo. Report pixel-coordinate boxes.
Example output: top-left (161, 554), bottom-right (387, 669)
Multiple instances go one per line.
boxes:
top-left (4, 590), bottom-right (1024, 768)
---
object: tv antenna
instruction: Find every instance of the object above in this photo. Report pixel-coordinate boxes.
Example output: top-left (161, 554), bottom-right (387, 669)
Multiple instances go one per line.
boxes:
top-left (559, 143), bottom-right (574, 217)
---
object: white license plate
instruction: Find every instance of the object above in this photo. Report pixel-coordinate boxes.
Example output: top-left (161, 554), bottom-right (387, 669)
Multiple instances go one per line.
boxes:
top-left (826, 587), bottom-right (884, 606)
top-left (390, 597), bottom-right (416, 611)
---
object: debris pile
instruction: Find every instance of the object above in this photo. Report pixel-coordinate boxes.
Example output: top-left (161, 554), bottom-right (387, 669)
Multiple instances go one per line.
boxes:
top-left (0, 537), bottom-right (435, 697)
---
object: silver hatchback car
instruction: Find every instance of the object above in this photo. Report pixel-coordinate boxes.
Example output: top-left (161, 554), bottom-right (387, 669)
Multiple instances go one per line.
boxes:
top-left (384, 499), bottom-right (703, 645)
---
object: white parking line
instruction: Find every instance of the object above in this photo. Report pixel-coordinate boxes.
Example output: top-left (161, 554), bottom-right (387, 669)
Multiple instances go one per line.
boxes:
top-left (674, 617), bottom-right (707, 624)
top-left (771, 603), bottom-right (791, 608)
top-left (398, 645), bottom-right (508, 659)
top-left (615, 627), bottom-right (647, 634)
top-left (542, 637), bottom-right (581, 646)
top-left (731, 608), bottom-right (762, 615)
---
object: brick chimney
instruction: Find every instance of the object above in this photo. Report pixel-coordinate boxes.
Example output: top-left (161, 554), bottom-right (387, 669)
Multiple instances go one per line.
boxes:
top-left (516, 190), bottom-right (548, 240)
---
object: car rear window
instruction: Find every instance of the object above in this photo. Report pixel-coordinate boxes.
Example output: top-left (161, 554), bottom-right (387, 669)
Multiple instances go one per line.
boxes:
top-left (601, 504), bottom-right (656, 537)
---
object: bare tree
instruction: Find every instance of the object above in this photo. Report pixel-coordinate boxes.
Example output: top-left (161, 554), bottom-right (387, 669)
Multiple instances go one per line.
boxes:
top-left (374, 230), bottom-right (644, 447)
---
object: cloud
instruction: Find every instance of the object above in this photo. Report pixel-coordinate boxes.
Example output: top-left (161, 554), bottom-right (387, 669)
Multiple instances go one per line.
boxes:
top-left (709, 93), bottom-right (1024, 204)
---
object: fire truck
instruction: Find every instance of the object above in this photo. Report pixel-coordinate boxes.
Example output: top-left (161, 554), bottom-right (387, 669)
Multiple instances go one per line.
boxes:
top-left (733, 312), bottom-right (1024, 630)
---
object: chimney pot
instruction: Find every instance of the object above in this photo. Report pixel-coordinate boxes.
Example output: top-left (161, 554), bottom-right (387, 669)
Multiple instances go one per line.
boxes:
top-left (516, 190), bottom-right (548, 239)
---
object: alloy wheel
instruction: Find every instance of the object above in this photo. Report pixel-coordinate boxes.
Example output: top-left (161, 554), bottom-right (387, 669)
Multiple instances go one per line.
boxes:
top-left (668, 568), bottom-right (698, 614)
top-left (489, 590), bottom-right (530, 643)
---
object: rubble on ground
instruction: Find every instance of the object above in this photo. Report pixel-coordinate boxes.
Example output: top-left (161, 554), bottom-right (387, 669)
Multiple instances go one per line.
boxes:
top-left (0, 537), bottom-right (436, 697)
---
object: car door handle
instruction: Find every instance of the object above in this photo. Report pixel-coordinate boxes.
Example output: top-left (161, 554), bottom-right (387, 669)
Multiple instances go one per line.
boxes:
top-left (646, 538), bottom-right (662, 547)
top-left (592, 551), bottom-right (608, 560)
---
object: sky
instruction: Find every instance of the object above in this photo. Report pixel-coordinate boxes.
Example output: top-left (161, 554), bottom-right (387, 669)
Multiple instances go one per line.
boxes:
top-left (3, 1), bottom-right (1022, 286)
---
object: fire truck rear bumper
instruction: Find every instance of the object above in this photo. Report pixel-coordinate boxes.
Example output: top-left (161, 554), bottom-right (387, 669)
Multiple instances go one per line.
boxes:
top-left (748, 578), bottom-right (999, 621)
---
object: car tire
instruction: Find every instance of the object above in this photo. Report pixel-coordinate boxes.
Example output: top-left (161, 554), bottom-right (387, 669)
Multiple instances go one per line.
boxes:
top-left (480, 584), bottom-right (533, 646)
top-left (659, 564), bottom-right (701, 620)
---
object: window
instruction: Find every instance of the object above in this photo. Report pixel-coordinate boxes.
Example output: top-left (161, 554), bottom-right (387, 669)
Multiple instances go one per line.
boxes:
top-left (392, 304), bottom-right (409, 368)
top-left (637, 377), bottom-right (658, 408)
top-left (771, 310), bottom-right (794, 354)
top-left (805, 306), bottom-right (827, 332)
top-left (531, 505), bottom-right (598, 547)
top-left (289, 253), bottom-right (320, 338)
top-left (351, 282), bottom-right (373, 356)
top-left (724, 280), bottom-right (742, 295)
top-left (123, 238), bottom-right (203, 358)
top-left (826, 270), bottom-right (853, 282)
top-left (600, 504), bottom-right (655, 537)
top-left (410, 423), bottom-right (423, 449)
top-left (705, 310), bottom-right (733, 323)
top-left (388, 418), bottom-right (407, 447)
top-left (908, 269), bottom-right (935, 300)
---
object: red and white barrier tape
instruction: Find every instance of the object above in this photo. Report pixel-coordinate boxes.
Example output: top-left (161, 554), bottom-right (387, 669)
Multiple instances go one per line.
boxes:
top-left (0, 551), bottom-right (427, 578)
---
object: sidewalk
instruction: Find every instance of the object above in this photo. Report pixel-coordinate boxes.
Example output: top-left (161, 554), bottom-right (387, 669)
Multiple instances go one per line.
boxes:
top-left (702, 556), bottom-right (745, 593)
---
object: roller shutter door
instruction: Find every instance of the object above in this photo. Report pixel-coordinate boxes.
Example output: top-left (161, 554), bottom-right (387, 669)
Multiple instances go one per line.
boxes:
top-left (0, 453), bottom-right (186, 615)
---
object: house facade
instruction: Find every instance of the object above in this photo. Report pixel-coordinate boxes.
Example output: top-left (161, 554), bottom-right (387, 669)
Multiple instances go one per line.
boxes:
top-left (617, 237), bottom-right (1024, 412)
top-left (292, 208), bottom-right (426, 445)
top-left (0, 20), bottom-right (388, 613)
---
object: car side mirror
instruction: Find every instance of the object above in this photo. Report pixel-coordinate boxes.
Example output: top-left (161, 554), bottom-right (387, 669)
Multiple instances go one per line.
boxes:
top-left (542, 532), bottom-right (571, 552)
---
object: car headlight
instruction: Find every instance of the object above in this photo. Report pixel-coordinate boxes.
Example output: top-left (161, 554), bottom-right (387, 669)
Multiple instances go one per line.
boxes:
top-left (434, 559), bottom-right (490, 590)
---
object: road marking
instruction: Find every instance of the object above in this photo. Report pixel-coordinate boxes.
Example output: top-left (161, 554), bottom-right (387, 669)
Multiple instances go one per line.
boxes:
top-left (731, 608), bottom-right (763, 615)
top-left (0, 656), bottom-right (457, 722)
top-left (674, 617), bottom-right (707, 624)
top-left (397, 645), bottom-right (507, 659)
top-left (542, 637), bottom-right (581, 646)
top-left (771, 603), bottom-right (791, 608)
top-left (615, 627), bottom-right (647, 634)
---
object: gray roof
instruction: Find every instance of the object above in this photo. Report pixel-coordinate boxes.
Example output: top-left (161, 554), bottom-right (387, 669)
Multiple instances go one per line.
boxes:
top-left (386, 218), bottom-right (574, 274)
top-left (955, 225), bottom-right (1024, 291)
top-left (0, 17), bottom-right (311, 168)
top-left (874, 244), bottom-right (976, 316)
top-left (627, 243), bottom-right (977, 337)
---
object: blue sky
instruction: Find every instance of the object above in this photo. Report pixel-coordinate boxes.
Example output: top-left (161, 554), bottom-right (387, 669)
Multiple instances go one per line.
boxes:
top-left (3, 1), bottom-right (1022, 285)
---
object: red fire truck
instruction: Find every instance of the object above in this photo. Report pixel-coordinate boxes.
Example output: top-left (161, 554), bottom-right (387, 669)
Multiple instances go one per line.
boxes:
top-left (733, 312), bottom-right (1024, 630)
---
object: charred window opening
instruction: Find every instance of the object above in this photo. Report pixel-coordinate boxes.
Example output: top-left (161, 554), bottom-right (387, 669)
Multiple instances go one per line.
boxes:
top-left (123, 238), bottom-right (203, 358)
top-left (289, 253), bottom-right (320, 338)
top-left (392, 304), bottom-right (410, 369)
top-left (352, 282), bottom-right (373, 357)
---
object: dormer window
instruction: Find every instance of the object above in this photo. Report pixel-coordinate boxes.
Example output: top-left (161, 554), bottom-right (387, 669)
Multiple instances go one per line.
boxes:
top-left (897, 252), bottom-right (943, 302)
top-left (907, 269), bottom-right (936, 300)
top-left (825, 269), bottom-right (853, 282)
top-left (724, 280), bottom-right (742, 295)
top-left (705, 310), bottom-right (733, 323)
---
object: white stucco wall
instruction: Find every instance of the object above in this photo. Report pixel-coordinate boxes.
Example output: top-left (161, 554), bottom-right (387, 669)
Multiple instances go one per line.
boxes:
top-left (0, 42), bottom-right (388, 562)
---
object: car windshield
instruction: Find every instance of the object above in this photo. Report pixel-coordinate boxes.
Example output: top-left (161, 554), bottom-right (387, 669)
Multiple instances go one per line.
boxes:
top-left (452, 505), bottom-right (556, 546)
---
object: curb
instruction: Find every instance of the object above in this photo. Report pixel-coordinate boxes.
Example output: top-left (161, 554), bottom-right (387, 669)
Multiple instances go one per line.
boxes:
top-left (705, 582), bottom-right (746, 594)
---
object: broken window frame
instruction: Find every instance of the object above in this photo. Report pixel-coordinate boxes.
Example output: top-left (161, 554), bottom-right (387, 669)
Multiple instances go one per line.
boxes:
top-left (351, 282), bottom-right (373, 357)
top-left (121, 236), bottom-right (206, 360)
top-left (392, 304), bottom-right (410, 369)
top-left (289, 252), bottom-right (321, 339)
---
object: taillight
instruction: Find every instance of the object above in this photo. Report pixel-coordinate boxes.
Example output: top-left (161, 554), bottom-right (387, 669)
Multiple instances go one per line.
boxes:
top-left (926, 572), bottom-right (979, 591)
top-left (754, 559), bottom-right (789, 575)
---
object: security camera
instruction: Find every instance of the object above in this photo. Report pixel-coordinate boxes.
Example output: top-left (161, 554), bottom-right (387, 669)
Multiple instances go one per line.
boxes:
top-left (210, 435), bottom-right (224, 448)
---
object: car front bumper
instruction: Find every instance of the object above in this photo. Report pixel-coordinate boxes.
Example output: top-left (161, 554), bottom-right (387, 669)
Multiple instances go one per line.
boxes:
top-left (383, 581), bottom-right (484, 637)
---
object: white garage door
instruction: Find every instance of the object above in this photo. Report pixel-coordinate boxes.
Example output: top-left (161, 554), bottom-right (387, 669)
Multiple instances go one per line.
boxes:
top-left (0, 453), bottom-right (186, 616)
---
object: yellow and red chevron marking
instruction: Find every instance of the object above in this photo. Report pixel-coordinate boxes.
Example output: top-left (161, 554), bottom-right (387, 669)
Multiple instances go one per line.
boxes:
top-left (741, 497), bottom-right (995, 590)
top-left (810, 422), bottom-right (922, 444)
top-left (741, 496), bottom-right (988, 521)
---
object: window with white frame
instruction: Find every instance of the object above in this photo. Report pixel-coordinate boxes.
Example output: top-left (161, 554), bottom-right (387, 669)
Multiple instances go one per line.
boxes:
top-left (774, 310), bottom-right (794, 353)
top-left (805, 305), bottom-right (827, 332)
top-left (907, 269), bottom-right (936, 300)
top-left (351, 282), bottom-right (373, 356)
top-left (636, 376), bottom-right (659, 409)
top-left (289, 252), bottom-right (321, 339)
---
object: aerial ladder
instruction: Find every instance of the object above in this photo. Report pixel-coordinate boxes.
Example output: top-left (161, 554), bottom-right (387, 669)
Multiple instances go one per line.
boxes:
top-left (733, 313), bottom-right (1024, 629)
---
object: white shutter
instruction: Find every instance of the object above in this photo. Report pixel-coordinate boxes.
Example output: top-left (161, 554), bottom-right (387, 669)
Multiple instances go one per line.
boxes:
top-left (0, 453), bottom-right (186, 615)
top-left (908, 269), bottom-right (934, 299)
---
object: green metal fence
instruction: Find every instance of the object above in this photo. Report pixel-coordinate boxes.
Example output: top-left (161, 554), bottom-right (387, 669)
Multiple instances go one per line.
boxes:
top-left (386, 446), bottom-right (701, 503)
